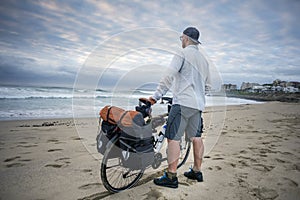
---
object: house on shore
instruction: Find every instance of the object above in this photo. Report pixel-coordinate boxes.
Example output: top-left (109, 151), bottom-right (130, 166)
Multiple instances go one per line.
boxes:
top-left (239, 81), bottom-right (299, 93)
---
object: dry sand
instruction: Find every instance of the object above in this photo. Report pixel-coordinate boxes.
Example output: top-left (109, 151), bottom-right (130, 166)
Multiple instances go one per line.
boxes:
top-left (0, 102), bottom-right (299, 200)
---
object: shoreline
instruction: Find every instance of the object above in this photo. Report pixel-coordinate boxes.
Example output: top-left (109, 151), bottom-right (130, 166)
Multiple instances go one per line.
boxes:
top-left (0, 102), bottom-right (299, 199)
top-left (0, 98), bottom-right (261, 122)
top-left (226, 92), bottom-right (300, 103)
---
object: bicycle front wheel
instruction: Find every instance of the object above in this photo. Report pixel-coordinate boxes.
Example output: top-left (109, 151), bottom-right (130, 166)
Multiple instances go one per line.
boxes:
top-left (100, 137), bottom-right (144, 193)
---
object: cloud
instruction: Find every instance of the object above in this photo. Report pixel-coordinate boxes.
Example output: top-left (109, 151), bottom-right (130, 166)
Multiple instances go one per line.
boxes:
top-left (0, 61), bottom-right (75, 87)
top-left (0, 0), bottom-right (299, 89)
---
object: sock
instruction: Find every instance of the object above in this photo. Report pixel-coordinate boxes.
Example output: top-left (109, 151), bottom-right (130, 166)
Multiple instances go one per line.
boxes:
top-left (192, 167), bottom-right (201, 173)
top-left (167, 171), bottom-right (177, 179)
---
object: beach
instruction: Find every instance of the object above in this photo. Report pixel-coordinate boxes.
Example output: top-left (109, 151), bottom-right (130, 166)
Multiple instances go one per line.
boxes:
top-left (0, 101), bottom-right (299, 200)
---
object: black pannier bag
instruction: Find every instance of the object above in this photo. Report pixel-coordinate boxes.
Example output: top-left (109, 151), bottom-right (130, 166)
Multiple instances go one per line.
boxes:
top-left (96, 120), bottom-right (119, 155)
top-left (96, 106), bottom-right (154, 169)
top-left (96, 106), bottom-right (125, 157)
top-left (118, 111), bottom-right (154, 170)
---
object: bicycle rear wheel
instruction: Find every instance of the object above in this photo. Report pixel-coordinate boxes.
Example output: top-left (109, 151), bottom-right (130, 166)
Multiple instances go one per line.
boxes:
top-left (100, 137), bottom-right (144, 193)
top-left (177, 134), bottom-right (191, 169)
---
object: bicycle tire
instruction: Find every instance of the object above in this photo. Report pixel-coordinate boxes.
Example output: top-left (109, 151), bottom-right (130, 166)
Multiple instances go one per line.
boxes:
top-left (177, 138), bottom-right (191, 169)
top-left (100, 137), bottom-right (144, 193)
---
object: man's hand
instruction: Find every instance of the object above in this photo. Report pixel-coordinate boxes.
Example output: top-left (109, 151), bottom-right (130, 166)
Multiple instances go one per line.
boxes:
top-left (149, 97), bottom-right (157, 105)
top-left (139, 97), bottom-right (157, 105)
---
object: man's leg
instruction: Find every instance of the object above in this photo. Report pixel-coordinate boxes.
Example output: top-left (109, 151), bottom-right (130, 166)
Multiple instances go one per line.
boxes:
top-left (167, 139), bottom-right (180, 173)
top-left (153, 104), bottom-right (184, 188)
top-left (183, 137), bottom-right (204, 182)
top-left (153, 138), bottom-right (180, 188)
top-left (191, 137), bottom-right (204, 171)
top-left (164, 104), bottom-right (185, 173)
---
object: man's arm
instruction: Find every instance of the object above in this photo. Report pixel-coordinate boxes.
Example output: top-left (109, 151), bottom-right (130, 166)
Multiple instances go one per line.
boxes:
top-left (151, 52), bottom-right (184, 102)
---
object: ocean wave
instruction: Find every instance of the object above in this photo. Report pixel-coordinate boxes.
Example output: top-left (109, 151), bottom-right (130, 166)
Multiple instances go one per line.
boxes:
top-left (95, 95), bottom-right (113, 99)
top-left (0, 97), bottom-right (72, 100)
top-left (0, 86), bottom-right (109, 100)
top-left (0, 96), bottom-right (109, 100)
top-left (133, 89), bottom-right (155, 95)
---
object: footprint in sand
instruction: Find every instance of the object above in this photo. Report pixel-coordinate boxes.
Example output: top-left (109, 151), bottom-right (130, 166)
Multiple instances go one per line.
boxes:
top-left (259, 148), bottom-right (278, 154)
top-left (237, 156), bottom-right (256, 162)
top-left (71, 136), bottom-right (83, 141)
top-left (47, 139), bottom-right (65, 144)
top-left (17, 141), bottom-right (28, 144)
top-left (55, 157), bottom-right (71, 165)
top-left (78, 183), bottom-right (102, 190)
top-left (177, 174), bottom-right (197, 186)
top-left (212, 157), bottom-right (224, 160)
top-left (294, 163), bottom-right (300, 171)
top-left (252, 187), bottom-right (278, 200)
top-left (78, 192), bottom-right (111, 200)
top-left (179, 181), bottom-right (191, 186)
top-left (4, 156), bottom-right (21, 162)
top-left (281, 177), bottom-right (298, 187)
top-left (238, 160), bottom-right (249, 167)
top-left (280, 151), bottom-right (293, 156)
top-left (229, 163), bottom-right (237, 168)
top-left (45, 157), bottom-right (70, 168)
top-left (221, 131), bottom-right (227, 135)
top-left (258, 154), bottom-right (268, 158)
top-left (252, 163), bottom-right (274, 172)
top-left (286, 163), bottom-right (300, 171)
top-left (237, 173), bottom-right (248, 179)
top-left (239, 150), bottom-right (247, 154)
top-left (16, 144), bottom-right (38, 148)
top-left (19, 159), bottom-right (32, 162)
top-left (143, 187), bottom-right (165, 199)
top-left (82, 169), bottom-right (93, 173)
top-left (4, 155), bottom-right (30, 165)
top-left (47, 139), bottom-right (60, 143)
top-left (45, 164), bottom-right (64, 168)
top-left (47, 149), bottom-right (63, 152)
top-left (261, 141), bottom-right (271, 145)
top-left (55, 157), bottom-right (70, 162)
top-left (6, 163), bottom-right (25, 168)
top-left (275, 158), bottom-right (289, 164)
top-left (207, 166), bottom-right (222, 171)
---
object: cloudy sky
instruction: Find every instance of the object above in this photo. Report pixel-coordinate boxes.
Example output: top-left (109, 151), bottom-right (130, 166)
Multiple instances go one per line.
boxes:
top-left (0, 0), bottom-right (299, 89)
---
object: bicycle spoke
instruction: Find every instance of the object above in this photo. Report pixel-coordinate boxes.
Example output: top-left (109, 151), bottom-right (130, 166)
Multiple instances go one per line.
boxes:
top-left (102, 148), bottom-right (144, 192)
top-left (123, 171), bottom-right (140, 179)
top-left (106, 164), bottom-right (120, 169)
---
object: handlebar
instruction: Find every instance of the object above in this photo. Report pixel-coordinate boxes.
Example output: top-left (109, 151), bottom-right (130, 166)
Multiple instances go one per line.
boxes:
top-left (136, 98), bottom-right (152, 118)
top-left (161, 97), bottom-right (173, 105)
top-left (136, 97), bottom-right (173, 119)
top-left (136, 97), bottom-right (172, 130)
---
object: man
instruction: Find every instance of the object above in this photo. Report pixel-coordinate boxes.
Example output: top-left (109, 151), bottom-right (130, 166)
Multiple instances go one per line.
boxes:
top-left (148, 27), bottom-right (211, 188)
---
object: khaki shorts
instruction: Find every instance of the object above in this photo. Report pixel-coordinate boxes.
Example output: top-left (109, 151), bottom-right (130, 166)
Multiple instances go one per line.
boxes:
top-left (165, 104), bottom-right (203, 141)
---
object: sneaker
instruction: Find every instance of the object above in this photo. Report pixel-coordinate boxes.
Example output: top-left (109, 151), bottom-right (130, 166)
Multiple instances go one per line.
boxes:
top-left (153, 172), bottom-right (178, 188)
top-left (184, 168), bottom-right (203, 182)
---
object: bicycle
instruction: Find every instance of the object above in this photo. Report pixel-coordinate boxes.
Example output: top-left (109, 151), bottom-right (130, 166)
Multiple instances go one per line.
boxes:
top-left (98, 97), bottom-right (191, 193)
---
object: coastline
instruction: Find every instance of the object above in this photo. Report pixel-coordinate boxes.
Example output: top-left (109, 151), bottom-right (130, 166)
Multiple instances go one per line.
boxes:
top-left (226, 92), bottom-right (300, 103)
top-left (0, 102), bottom-right (299, 199)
